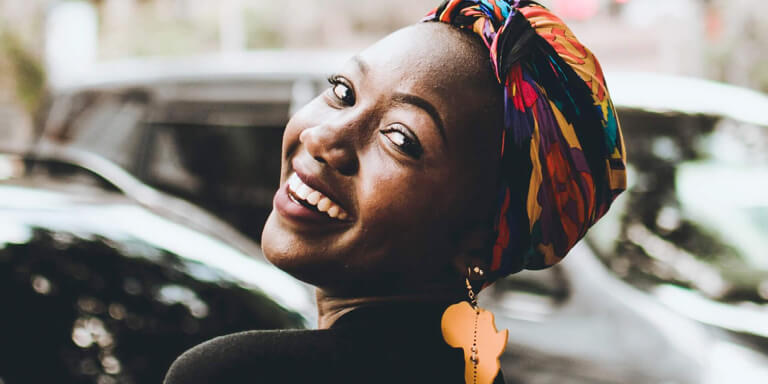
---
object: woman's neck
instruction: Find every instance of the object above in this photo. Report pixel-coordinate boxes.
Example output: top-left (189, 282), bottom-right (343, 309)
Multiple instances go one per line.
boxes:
top-left (315, 284), bottom-right (465, 329)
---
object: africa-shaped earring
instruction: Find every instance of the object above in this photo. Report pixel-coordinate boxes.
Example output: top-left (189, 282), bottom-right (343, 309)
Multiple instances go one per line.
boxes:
top-left (441, 267), bottom-right (508, 384)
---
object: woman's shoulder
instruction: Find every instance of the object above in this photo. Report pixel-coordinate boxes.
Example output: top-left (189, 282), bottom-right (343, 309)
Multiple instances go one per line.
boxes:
top-left (163, 303), bottom-right (500, 383)
top-left (163, 328), bottom-right (341, 384)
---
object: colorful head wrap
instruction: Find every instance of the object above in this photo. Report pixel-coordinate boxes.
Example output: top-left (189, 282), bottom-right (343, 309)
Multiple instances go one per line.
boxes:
top-left (423, 1), bottom-right (626, 277)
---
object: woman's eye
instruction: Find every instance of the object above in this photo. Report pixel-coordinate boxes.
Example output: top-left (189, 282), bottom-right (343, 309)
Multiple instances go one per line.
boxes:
top-left (327, 76), bottom-right (355, 105)
top-left (381, 126), bottom-right (423, 159)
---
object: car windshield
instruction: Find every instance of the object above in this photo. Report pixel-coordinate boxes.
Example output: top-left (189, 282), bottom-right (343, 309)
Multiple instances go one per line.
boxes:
top-left (43, 91), bottom-right (290, 241)
top-left (50, 91), bottom-right (149, 171)
top-left (588, 113), bottom-right (768, 305)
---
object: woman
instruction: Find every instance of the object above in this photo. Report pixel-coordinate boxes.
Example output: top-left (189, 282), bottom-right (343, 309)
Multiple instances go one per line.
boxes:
top-left (164, 1), bottom-right (625, 383)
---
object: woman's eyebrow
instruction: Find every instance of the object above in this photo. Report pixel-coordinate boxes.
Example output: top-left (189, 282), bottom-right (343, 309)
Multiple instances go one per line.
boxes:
top-left (351, 55), bottom-right (445, 142)
top-left (351, 55), bottom-right (370, 75)
top-left (391, 92), bottom-right (447, 142)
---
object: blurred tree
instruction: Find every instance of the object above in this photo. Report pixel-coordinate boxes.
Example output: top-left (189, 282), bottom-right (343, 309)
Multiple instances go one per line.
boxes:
top-left (0, 0), bottom-right (47, 149)
top-left (0, 30), bottom-right (46, 115)
top-left (707, 0), bottom-right (768, 92)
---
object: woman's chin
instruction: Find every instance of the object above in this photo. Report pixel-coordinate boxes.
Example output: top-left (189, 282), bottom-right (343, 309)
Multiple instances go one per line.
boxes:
top-left (261, 212), bottom-right (302, 270)
top-left (261, 212), bottom-right (343, 286)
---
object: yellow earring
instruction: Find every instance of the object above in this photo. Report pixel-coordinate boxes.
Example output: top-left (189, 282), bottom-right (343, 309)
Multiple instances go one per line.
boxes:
top-left (441, 267), bottom-right (508, 384)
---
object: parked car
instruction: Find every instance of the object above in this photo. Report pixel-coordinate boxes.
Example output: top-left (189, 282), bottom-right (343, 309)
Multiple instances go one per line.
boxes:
top-left (3, 53), bottom-right (768, 383)
top-left (0, 152), bottom-right (315, 384)
top-left (487, 73), bottom-right (768, 384)
top-left (26, 52), bottom-right (344, 242)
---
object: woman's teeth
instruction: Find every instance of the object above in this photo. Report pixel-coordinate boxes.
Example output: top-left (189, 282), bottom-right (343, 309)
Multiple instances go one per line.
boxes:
top-left (287, 173), bottom-right (349, 220)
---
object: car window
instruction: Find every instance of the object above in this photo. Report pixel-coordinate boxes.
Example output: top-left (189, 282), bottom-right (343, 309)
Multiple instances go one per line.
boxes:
top-left (45, 90), bottom-right (291, 242)
top-left (139, 116), bottom-right (285, 240)
top-left (48, 91), bottom-right (150, 172)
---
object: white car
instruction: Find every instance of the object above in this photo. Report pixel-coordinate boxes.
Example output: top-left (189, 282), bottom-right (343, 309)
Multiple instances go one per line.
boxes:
top-left (484, 72), bottom-right (768, 383)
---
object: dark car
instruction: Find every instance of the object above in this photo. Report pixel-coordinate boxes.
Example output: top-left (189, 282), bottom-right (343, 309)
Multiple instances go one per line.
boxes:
top-left (0, 154), bottom-right (314, 384)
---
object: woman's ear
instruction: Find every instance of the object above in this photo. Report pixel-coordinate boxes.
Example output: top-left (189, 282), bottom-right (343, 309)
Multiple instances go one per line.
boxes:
top-left (453, 226), bottom-right (493, 278)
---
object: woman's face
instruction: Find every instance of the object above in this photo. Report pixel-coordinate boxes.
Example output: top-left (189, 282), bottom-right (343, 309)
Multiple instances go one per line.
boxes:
top-left (261, 23), bottom-right (502, 295)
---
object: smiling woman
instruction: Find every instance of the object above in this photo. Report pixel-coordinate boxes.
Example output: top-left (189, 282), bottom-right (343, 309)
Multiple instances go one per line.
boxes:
top-left (163, 1), bottom-right (625, 384)
top-left (266, 21), bottom-right (503, 299)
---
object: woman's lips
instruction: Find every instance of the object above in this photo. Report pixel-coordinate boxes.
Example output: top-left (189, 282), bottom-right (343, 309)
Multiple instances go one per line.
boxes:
top-left (273, 173), bottom-right (351, 226)
top-left (286, 173), bottom-right (349, 220)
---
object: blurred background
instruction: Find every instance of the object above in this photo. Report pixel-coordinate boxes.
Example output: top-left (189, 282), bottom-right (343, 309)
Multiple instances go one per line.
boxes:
top-left (2, 0), bottom-right (768, 147)
top-left (1, 0), bottom-right (768, 383)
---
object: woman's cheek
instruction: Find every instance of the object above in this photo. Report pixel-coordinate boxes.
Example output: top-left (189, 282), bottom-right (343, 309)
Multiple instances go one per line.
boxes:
top-left (358, 161), bottom-right (441, 232)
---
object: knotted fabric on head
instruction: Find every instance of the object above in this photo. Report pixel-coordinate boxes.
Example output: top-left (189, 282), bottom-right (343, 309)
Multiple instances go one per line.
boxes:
top-left (423, 1), bottom-right (627, 278)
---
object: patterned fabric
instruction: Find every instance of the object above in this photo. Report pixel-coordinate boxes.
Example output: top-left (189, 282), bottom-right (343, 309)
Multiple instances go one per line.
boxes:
top-left (423, 0), bottom-right (626, 277)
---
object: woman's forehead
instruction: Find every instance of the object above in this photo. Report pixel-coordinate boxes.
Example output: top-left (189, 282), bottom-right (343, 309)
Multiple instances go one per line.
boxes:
top-left (349, 23), bottom-right (501, 137)
top-left (357, 23), bottom-right (492, 84)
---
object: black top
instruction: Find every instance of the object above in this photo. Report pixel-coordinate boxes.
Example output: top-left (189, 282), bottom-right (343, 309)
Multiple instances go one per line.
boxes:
top-left (164, 302), bottom-right (506, 383)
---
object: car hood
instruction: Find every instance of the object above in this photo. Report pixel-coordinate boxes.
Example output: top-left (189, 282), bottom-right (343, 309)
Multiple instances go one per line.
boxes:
top-left (0, 180), bottom-right (314, 318)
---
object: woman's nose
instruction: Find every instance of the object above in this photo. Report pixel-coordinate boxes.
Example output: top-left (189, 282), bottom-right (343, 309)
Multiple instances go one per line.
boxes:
top-left (299, 124), bottom-right (359, 176)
